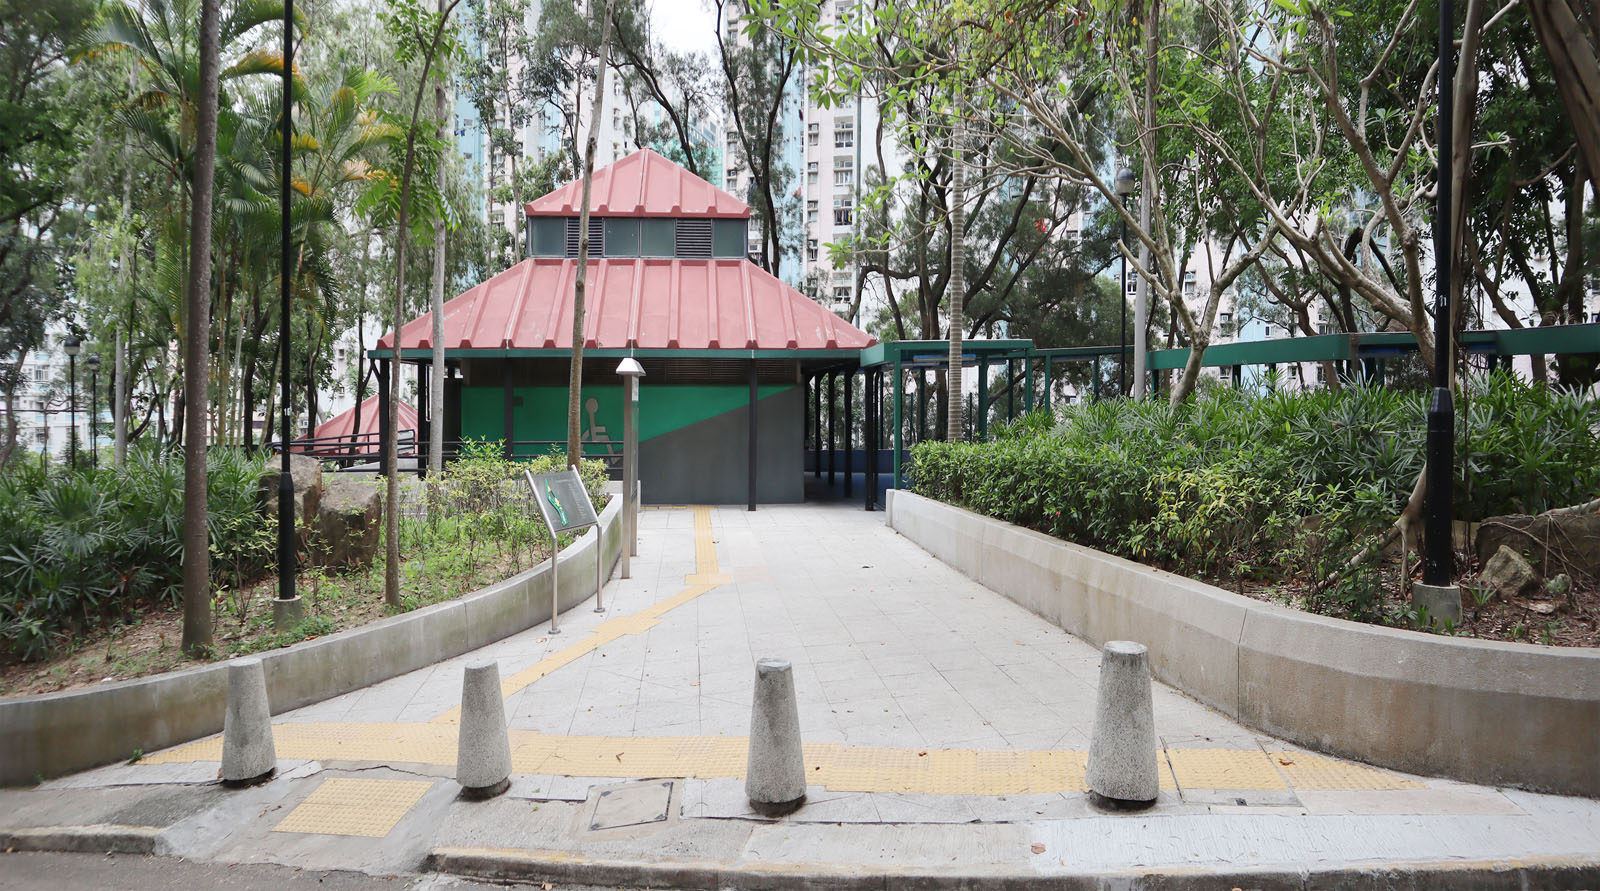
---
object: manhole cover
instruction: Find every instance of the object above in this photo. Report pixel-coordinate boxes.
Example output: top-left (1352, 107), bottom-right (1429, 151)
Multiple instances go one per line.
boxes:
top-left (586, 780), bottom-right (674, 831)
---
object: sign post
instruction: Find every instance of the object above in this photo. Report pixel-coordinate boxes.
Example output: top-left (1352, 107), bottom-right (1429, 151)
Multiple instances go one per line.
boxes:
top-left (526, 467), bottom-right (603, 635)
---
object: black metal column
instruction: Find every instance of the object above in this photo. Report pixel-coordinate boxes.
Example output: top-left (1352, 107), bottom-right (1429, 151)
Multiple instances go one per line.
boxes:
top-left (827, 371), bottom-right (837, 486)
top-left (417, 362), bottom-right (430, 478)
top-left (977, 358), bottom-right (988, 440)
top-left (844, 368), bottom-right (853, 498)
top-left (813, 374), bottom-right (821, 479)
top-left (747, 359), bottom-right (758, 511)
top-left (377, 358), bottom-right (392, 471)
top-left (1424, 0), bottom-right (1456, 587)
top-left (864, 369), bottom-right (876, 511)
top-left (502, 359), bottom-right (514, 461)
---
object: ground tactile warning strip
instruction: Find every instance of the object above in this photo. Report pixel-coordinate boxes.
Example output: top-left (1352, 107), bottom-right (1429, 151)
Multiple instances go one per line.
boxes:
top-left (144, 723), bottom-right (1423, 796)
top-left (273, 778), bottom-right (433, 837)
top-left (431, 507), bottom-right (725, 725)
top-left (1166, 748), bottom-right (1290, 792)
top-left (1269, 750), bottom-right (1425, 791)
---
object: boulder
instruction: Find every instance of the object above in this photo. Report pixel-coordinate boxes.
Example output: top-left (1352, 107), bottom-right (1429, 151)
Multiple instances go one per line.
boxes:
top-left (260, 454), bottom-right (323, 553)
top-left (316, 476), bottom-right (383, 569)
top-left (1480, 545), bottom-right (1540, 599)
top-left (1476, 511), bottom-right (1600, 581)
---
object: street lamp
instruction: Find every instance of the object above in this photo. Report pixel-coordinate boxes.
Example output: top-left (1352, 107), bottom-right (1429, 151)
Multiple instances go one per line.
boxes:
top-left (63, 335), bottom-right (80, 467)
top-left (1418, 0), bottom-right (1460, 623)
top-left (275, 0), bottom-right (300, 629)
top-left (616, 357), bottom-right (644, 580)
top-left (86, 354), bottom-right (101, 469)
top-left (1115, 167), bottom-right (1136, 399)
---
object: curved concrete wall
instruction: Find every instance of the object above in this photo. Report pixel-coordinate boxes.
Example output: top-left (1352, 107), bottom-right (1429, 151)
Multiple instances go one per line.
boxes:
top-left (0, 497), bottom-right (622, 787)
top-left (887, 490), bottom-right (1600, 797)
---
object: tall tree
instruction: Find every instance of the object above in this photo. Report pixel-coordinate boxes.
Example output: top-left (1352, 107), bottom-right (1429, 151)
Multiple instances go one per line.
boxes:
top-left (566, 0), bottom-right (617, 469)
top-left (181, 0), bottom-right (221, 655)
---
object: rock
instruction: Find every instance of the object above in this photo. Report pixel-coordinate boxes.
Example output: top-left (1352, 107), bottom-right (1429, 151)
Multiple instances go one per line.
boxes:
top-left (1480, 545), bottom-right (1540, 599)
top-left (1545, 573), bottom-right (1573, 600)
top-left (260, 453), bottom-right (323, 553)
top-left (315, 476), bottom-right (382, 569)
top-left (1477, 511), bottom-right (1600, 580)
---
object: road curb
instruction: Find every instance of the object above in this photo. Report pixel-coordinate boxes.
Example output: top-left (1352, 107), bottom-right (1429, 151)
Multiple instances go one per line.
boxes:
top-left (425, 845), bottom-right (1600, 891)
top-left (0, 824), bottom-right (162, 855)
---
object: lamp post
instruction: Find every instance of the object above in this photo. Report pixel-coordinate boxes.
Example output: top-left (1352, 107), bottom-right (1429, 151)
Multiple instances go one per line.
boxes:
top-left (274, 0), bottom-right (301, 630)
top-left (63, 335), bottom-right (80, 467)
top-left (86, 355), bottom-right (101, 469)
top-left (616, 357), bottom-right (644, 580)
top-left (1115, 167), bottom-right (1136, 398)
top-left (1417, 0), bottom-right (1461, 624)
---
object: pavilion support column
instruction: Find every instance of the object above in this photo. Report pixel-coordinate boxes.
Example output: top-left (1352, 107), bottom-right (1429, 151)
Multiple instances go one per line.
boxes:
top-left (864, 369), bottom-right (876, 511)
top-left (417, 364), bottom-right (430, 478)
top-left (977, 359), bottom-right (988, 440)
top-left (502, 360), bottom-right (514, 461)
top-left (802, 374), bottom-right (810, 472)
top-left (747, 359), bottom-right (758, 512)
top-left (1024, 354), bottom-right (1034, 412)
top-left (1042, 357), bottom-right (1052, 416)
top-left (1007, 360), bottom-right (1015, 421)
top-left (812, 374), bottom-right (821, 480)
top-left (378, 358), bottom-right (392, 471)
top-left (917, 369), bottom-right (927, 443)
top-left (827, 372), bottom-right (837, 486)
top-left (1093, 356), bottom-right (1102, 402)
top-left (844, 368), bottom-right (853, 498)
top-left (892, 358), bottom-right (904, 491)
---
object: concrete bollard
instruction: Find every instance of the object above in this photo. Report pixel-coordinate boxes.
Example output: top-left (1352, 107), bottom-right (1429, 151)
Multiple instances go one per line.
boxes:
top-left (220, 658), bottom-right (276, 786)
top-left (745, 658), bottom-right (806, 816)
top-left (1086, 640), bottom-right (1158, 809)
top-left (456, 660), bottom-right (513, 799)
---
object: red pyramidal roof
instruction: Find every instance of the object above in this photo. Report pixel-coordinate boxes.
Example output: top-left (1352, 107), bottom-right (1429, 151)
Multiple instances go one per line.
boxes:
top-left (524, 148), bottom-right (750, 219)
top-left (378, 258), bottom-right (874, 352)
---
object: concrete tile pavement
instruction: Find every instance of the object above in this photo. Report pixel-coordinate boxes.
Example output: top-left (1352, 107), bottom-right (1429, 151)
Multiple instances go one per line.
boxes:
top-left (5, 500), bottom-right (1599, 888)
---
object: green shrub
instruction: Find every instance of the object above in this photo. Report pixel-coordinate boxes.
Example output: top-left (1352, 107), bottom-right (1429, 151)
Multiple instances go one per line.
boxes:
top-left (0, 444), bottom-right (270, 660)
top-left (912, 377), bottom-right (1600, 622)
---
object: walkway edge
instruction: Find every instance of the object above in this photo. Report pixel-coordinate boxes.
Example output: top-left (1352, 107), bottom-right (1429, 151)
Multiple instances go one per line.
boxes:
top-left (0, 495), bottom-right (622, 787)
top-left (886, 490), bottom-right (1600, 797)
top-left (0, 824), bottom-right (162, 855)
top-left (425, 845), bottom-right (1600, 891)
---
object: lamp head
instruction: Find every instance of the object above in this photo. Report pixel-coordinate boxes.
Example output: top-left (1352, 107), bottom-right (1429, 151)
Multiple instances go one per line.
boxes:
top-left (63, 335), bottom-right (81, 357)
top-left (616, 357), bottom-right (645, 377)
top-left (86, 355), bottom-right (101, 370)
top-left (1115, 167), bottom-right (1137, 197)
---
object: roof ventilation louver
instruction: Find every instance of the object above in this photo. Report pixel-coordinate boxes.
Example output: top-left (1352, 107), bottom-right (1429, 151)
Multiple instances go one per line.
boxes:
top-left (675, 219), bottom-right (713, 258)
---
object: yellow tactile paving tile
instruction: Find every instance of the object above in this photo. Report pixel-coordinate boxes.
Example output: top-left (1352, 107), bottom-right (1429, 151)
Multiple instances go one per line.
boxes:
top-left (1269, 750), bottom-right (1425, 791)
top-left (272, 777), bottom-right (433, 837)
top-left (1165, 748), bottom-right (1290, 792)
top-left (144, 722), bottom-right (1420, 796)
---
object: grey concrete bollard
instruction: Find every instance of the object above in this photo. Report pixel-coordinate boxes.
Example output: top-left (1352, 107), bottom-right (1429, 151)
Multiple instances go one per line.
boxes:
top-left (456, 660), bottom-right (513, 799)
top-left (1086, 640), bottom-right (1158, 809)
top-left (745, 658), bottom-right (806, 816)
top-left (220, 658), bottom-right (276, 786)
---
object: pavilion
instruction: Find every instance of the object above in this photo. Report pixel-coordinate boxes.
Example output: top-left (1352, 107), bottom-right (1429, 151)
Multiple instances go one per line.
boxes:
top-left (371, 149), bottom-right (875, 506)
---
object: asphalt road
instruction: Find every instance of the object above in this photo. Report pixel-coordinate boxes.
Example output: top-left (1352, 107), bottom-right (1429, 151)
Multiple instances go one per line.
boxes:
top-left (0, 852), bottom-right (662, 891)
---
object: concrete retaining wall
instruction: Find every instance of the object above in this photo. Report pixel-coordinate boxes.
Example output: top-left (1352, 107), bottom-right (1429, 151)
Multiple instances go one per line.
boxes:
top-left (887, 490), bottom-right (1600, 797)
top-left (0, 496), bottom-right (622, 787)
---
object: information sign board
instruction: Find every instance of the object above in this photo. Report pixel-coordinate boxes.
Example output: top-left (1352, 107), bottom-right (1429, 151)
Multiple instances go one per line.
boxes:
top-left (526, 468), bottom-right (599, 535)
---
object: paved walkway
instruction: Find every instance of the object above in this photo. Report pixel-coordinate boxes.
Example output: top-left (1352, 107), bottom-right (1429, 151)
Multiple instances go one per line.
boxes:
top-left (4, 503), bottom-right (1599, 888)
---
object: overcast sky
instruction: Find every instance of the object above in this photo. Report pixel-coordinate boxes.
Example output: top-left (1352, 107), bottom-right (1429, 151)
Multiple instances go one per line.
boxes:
top-left (648, 0), bottom-right (719, 55)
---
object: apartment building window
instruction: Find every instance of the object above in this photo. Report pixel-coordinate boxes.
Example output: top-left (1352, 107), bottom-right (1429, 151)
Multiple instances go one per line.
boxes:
top-left (807, 239), bottom-right (818, 261)
top-left (833, 286), bottom-right (851, 301)
top-left (833, 157), bottom-right (853, 187)
top-left (1263, 325), bottom-right (1274, 337)
top-left (806, 200), bottom-right (818, 224)
top-left (1182, 270), bottom-right (1196, 298)
top-left (808, 122), bottom-right (819, 145)
top-left (1219, 312), bottom-right (1232, 326)
top-left (834, 119), bottom-right (854, 148)
top-left (833, 196), bottom-right (853, 226)
top-left (807, 160), bottom-right (818, 186)
top-left (1125, 275), bottom-right (1137, 295)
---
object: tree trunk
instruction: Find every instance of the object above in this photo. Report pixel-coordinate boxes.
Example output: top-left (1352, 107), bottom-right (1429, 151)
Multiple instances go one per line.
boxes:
top-left (566, 0), bottom-right (618, 469)
top-left (0, 351), bottom-right (24, 469)
top-left (945, 111), bottom-right (965, 441)
top-left (1528, 0), bottom-right (1600, 198)
top-left (181, 0), bottom-right (220, 656)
